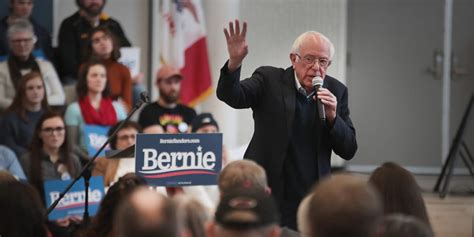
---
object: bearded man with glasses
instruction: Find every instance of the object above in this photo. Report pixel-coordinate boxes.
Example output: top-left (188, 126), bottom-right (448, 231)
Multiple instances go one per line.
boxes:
top-left (217, 20), bottom-right (358, 230)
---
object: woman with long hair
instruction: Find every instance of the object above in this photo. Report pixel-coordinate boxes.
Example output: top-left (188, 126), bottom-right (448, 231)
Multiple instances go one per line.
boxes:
top-left (64, 60), bottom-right (127, 159)
top-left (84, 26), bottom-right (144, 110)
top-left (19, 111), bottom-right (81, 198)
top-left (0, 71), bottom-right (50, 157)
top-left (369, 162), bottom-right (432, 229)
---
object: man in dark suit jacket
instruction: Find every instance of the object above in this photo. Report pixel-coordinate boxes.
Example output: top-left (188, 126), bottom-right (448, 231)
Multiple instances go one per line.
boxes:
top-left (217, 20), bottom-right (358, 230)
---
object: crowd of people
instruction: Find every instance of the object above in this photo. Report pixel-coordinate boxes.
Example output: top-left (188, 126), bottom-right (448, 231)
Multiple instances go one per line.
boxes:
top-left (0, 0), bottom-right (436, 237)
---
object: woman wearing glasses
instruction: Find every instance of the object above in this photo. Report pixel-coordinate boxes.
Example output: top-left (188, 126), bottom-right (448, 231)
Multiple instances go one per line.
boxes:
top-left (19, 111), bottom-right (82, 234)
top-left (0, 19), bottom-right (64, 110)
top-left (0, 71), bottom-right (50, 158)
top-left (19, 111), bottom-right (81, 196)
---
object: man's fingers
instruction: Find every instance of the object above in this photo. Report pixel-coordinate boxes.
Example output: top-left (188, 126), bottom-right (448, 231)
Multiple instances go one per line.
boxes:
top-left (229, 21), bottom-right (235, 36)
top-left (235, 19), bottom-right (240, 35)
top-left (224, 28), bottom-right (230, 41)
top-left (242, 21), bottom-right (247, 38)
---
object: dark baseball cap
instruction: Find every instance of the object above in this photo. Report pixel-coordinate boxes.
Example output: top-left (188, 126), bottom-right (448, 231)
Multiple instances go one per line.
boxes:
top-left (215, 189), bottom-right (279, 230)
top-left (191, 113), bottom-right (219, 132)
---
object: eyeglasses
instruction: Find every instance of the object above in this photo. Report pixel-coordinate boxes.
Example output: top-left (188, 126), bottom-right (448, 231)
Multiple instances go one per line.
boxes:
top-left (10, 37), bottom-right (36, 45)
top-left (295, 53), bottom-right (330, 67)
top-left (41, 126), bottom-right (65, 135)
top-left (117, 134), bottom-right (136, 141)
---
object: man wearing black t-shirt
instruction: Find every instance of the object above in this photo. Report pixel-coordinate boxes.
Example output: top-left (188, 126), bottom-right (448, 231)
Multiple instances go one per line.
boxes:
top-left (138, 65), bottom-right (196, 133)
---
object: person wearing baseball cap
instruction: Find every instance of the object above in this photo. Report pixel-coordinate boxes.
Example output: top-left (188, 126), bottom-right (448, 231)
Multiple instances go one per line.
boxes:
top-left (138, 64), bottom-right (197, 133)
top-left (191, 113), bottom-right (219, 133)
top-left (207, 189), bottom-right (281, 237)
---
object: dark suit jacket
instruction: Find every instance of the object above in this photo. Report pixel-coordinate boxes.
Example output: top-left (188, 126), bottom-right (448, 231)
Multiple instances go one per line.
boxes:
top-left (217, 62), bottom-right (357, 202)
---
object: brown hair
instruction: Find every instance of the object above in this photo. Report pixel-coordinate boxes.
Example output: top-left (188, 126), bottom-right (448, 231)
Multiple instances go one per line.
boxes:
top-left (76, 60), bottom-right (111, 99)
top-left (82, 173), bottom-right (147, 237)
top-left (369, 162), bottom-right (431, 228)
top-left (7, 71), bottom-right (50, 121)
top-left (28, 111), bottom-right (75, 199)
top-left (84, 26), bottom-right (122, 61)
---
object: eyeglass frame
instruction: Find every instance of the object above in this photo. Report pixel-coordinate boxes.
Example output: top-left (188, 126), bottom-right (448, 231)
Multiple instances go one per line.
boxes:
top-left (117, 134), bottom-right (136, 141)
top-left (41, 126), bottom-right (65, 135)
top-left (295, 53), bottom-right (331, 68)
top-left (9, 35), bottom-right (38, 45)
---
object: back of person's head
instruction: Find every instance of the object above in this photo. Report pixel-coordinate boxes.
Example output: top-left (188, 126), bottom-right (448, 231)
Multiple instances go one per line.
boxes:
top-left (209, 189), bottom-right (280, 237)
top-left (84, 173), bottom-right (146, 237)
top-left (0, 170), bottom-right (17, 184)
top-left (297, 193), bottom-right (313, 236)
top-left (0, 181), bottom-right (47, 237)
top-left (218, 160), bottom-right (268, 195)
top-left (173, 194), bottom-right (210, 237)
top-left (308, 173), bottom-right (383, 237)
top-left (114, 187), bottom-right (178, 237)
top-left (369, 162), bottom-right (431, 227)
top-left (382, 214), bottom-right (433, 237)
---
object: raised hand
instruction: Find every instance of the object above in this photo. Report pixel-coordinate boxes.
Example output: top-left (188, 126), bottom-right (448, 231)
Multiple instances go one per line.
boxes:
top-left (224, 19), bottom-right (248, 72)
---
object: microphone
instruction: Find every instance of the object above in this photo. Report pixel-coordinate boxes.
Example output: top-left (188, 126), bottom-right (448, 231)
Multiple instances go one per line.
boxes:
top-left (140, 91), bottom-right (150, 103)
top-left (312, 76), bottom-right (326, 121)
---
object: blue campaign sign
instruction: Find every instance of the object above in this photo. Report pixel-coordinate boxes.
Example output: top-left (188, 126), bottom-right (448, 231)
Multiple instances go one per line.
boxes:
top-left (44, 176), bottom-right (105, 220)
top-left (84, 125), bottom-right (111, 157)
top-left (135, 133), bottom-right (222, 186)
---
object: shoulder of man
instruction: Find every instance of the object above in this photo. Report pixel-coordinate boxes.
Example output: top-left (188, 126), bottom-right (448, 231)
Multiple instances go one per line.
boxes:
top-left (324, 75), bottom-right (347, 90)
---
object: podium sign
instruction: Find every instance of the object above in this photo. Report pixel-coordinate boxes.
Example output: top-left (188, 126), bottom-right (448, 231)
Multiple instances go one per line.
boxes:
top-left (44, 176), bottom-right (105, 220)
top-left (135, 133), bottom-right (222, 186)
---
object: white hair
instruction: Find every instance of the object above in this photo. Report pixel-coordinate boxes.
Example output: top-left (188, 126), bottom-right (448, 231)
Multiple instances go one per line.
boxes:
top-left (7, 18), bottom-right (36, 40)
top-left (291, 31), bottom-right (335, 59)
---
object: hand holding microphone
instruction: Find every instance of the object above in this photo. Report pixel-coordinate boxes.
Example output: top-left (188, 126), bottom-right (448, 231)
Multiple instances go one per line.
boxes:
top-left (312, 76), bottom-right (337, 123)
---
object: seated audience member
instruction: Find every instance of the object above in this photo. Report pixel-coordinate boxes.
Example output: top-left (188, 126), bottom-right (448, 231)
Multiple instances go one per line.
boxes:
top-left (0, 0), bottom-right (54, 61)
top-left (307, 173), bottom-right (383, 237)
top-left (84, 26), bottom-right (135, 109)
top-left (142, 123), bottom-right (165, 134)
top-left (0, 19), bottom-right (64, 110)
top-left (381, 214), bottom-right (433, 237)
top-left (207, 189), bottom-right (281, 237)
top-left (92, 121), bottom-right (141, 186)
top-left (0, 72), bottom-right (50, 157)
top-left (138, 65), bottom-right (196, 132)
top-left (57, 0), bottom-right (131, 82)
top-left (173, 194), bottom-right (210, 237)
top-left (81, 173), bottom-right (147, 237)
top-left (19, 111), bottom-right (82, 198)
top-left (0, 144), bottom-right (26, 180)
top-left (0, 181), bottom-right (48, 237)
top-left (369, 162), bottom-right (432, 229)
top-left (64, 60), bottom-right (126, 160)
top-left (114, 187), bottom-right (178, 237)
